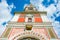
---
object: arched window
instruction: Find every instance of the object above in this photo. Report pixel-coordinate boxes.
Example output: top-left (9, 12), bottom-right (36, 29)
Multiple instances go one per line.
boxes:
top-left (17, 37), bottom-right (39, 40)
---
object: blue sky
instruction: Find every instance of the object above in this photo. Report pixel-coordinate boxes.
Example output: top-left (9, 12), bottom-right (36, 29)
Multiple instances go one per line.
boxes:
top-left (7, 0), bottom-right (30, 15)
top-left (0, 0), bottom-right (60, 38)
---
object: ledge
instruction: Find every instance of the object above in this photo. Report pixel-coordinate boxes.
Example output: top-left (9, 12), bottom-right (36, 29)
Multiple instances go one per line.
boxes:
top-left (6, 22), bottom-right (53, 28)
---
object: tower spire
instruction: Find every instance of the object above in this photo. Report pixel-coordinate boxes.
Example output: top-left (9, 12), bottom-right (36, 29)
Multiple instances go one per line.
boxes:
top-left (25, 3), bottom-right (37, 11)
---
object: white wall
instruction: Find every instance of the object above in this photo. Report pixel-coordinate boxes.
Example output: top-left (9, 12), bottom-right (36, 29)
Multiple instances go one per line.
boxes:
top-left (10, 14), bottom-right (20, 22)
top-left (25, 14), bottom-right (34, 22)
top-left (40, 14), bottom-right (52, 22)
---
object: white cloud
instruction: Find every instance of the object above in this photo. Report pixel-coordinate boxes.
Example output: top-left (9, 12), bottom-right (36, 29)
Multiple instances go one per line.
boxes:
top-left (0, 24), bottom-right (6, 36)
top-left (30, 0), bottom-right (56, 17)
top-left (30, 0), bottom-right (60, 38)
top-left (53, 22), bottom-right (60, 38)
top-left (24, 4), bottom-right (28, 8)
top-left (30, 0), bottom-right (56, 22)
top-left (57, 0), bottom-right (60, 11)
top-left (0, 0), bottom-right (15, 36)
top-left (30, 0), bottom-right (43, 4)
top-left (56, 0), bottom-right (60, 17)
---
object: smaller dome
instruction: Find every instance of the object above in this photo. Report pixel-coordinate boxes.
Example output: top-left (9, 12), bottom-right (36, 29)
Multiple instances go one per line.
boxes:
top-left (24, 4), bottom-right (37, 11)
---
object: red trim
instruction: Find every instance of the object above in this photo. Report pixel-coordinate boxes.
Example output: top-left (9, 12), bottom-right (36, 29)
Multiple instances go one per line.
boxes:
top-left (17, 17), bottom-right (25, 22)
top-left (35, 17), bottom-right (42, 22)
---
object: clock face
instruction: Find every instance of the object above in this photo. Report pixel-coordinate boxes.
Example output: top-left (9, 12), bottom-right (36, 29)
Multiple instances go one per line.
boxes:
top-left (17, 37), bottom-right (39, 40)
top-left (26, 25), bottom-right (32, 30)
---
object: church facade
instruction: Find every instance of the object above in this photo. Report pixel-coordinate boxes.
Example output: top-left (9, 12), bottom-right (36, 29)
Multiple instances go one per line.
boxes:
top-left (1, 4), bottom-right (58, 40)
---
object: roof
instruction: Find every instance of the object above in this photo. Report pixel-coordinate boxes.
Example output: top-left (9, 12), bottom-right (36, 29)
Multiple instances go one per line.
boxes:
top-left (14, 11), bottom-right (47, 14)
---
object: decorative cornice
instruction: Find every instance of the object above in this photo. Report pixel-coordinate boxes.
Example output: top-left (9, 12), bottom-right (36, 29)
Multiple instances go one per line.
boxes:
top-left (6, 22), bottom-right (53, 28)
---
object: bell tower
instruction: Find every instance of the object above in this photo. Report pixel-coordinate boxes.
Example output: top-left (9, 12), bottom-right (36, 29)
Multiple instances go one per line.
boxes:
top-left (0, 4), bottom-right (58, 40)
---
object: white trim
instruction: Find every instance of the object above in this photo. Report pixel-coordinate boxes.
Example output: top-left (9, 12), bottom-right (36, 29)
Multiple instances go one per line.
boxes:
top-left (40, 14), bottom-right (52, 22)
top-left (10, 14), bottom-right (20, 21)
